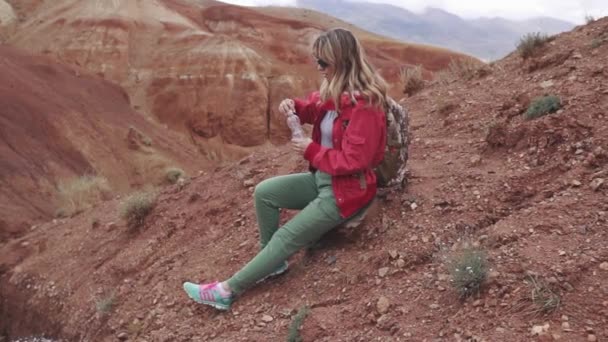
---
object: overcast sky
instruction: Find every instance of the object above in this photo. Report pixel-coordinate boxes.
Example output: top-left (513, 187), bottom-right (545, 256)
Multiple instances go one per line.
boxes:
top-left (220, 0), bottom-right (608, 24)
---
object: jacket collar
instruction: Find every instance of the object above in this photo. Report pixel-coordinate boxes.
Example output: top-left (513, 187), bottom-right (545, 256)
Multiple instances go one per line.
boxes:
top-left (319, 92), bottom-right (365, 112)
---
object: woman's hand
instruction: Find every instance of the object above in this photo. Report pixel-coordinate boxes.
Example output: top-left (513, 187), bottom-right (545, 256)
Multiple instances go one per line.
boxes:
top-left (291, 137), bottom-right (312, 154)
top-left (279, 99), bottom-right (295, 117)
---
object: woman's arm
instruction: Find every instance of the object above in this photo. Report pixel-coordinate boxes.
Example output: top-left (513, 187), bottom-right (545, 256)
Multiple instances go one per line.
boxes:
top-left (293, 91), bottom-right (322, 125)
top-left (303, 106), bottom-right (385, 176)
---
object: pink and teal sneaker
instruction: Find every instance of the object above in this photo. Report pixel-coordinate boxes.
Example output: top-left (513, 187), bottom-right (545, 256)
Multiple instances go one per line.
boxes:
top-left (183, 281), bottom-right (233, 311)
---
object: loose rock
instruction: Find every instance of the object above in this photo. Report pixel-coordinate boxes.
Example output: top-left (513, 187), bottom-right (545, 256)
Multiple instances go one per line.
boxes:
top-left (377, 296), bottom-right (390, 314)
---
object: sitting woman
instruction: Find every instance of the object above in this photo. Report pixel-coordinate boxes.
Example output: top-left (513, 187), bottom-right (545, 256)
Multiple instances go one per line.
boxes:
top-left (183, 27), bottom-right (389, 310)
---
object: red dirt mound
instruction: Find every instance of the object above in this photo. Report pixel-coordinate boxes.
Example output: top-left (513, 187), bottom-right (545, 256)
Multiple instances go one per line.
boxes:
top-left (0, 45), bottom-right (203, 241)
top-left (1, 17), bottom-right (607, 341)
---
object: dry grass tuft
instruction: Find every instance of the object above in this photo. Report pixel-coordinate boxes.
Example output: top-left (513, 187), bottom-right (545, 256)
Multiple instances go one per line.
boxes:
top-left (56, 175), bottom-right (112, 217)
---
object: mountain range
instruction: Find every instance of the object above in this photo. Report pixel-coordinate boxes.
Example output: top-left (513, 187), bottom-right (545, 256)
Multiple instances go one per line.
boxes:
top-left (296, 0), bottom-right (576, 60)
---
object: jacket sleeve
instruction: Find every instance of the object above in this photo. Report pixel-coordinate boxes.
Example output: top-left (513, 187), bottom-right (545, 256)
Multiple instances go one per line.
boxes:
top-left (293, 91), bottom-right (322, 125)
top-left (304, 106), bottom-right (385, 176)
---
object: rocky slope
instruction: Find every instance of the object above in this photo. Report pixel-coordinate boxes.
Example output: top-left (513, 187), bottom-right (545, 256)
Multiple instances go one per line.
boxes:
top-left (1, 16), bottom-right (607, 342)
top-left (4, 0), bottom-right (472, 161)
top-left (0, 45), bottom-right (202, 242)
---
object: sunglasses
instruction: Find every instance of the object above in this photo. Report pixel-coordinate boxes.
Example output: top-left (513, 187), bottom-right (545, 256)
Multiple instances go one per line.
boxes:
top-left (316, 58), bottom-right (330, 70)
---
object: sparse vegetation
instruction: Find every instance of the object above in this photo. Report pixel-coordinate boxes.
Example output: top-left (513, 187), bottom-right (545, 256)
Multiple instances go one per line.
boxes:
top-left (527, 275), bottom-right (560, 313)
top-left (585, 15), bottom-right (595, 24)
top-left (518, 32), bottom-right (551, 59)
top-left (165, 167), bottom-right (186, 184)
top-left (400, 65), bottom-right (425, 96)
top-left (128, 125), bottom-right (153, 147)
top-left (287, 306), bottom-right (310, 342)
top-left (447, 247), bottom-right (488, 298)
top-left (447, 57), bottom-right (490, 80)
top-left (524, 95), bottom-right (561, 120)
top-left (120, 191), bottom-right (157, 230)
top-left (57, 175), bottom-right (112, 217)
top-left (95, 294), bottom-right (115, 314)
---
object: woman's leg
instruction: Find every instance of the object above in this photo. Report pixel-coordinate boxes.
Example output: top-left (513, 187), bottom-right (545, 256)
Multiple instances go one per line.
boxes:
top-left (227, 172), bottom-right (346, 293)
top-left (254, 173), bottom-right (318, 248)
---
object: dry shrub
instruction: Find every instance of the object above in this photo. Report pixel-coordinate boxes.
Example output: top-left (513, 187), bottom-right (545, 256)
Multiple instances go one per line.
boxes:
top-left (400, 65), bottom-right (425, 96)
top-left (527, 275), bottom-right (560, 313)
top-left (448, 57), bottom-right (490, 80)
top-left (518, 32), bottom-right (551, 59)
top-left (120, 191), bottom-right (157, 231)
top-left (131, 152), bottom-right (172, 185)
top-left (165, 167), bottom-right (186, 184)
top-left (57, 175), bottom-right (112, 217)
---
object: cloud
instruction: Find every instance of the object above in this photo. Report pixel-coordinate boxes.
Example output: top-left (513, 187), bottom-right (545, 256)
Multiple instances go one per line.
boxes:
top-left (220, 0), bottom-right (608, 23)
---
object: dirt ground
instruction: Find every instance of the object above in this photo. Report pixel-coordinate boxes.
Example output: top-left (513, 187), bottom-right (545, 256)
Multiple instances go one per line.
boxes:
top-left (1, 14), bottom-right (607, 342)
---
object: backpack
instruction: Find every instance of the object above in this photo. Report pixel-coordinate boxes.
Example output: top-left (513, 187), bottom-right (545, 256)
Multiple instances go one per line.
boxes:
top-left (340, 97), bottom-right (409, 229)
top-left (375, 97), bottom-right (410, 194)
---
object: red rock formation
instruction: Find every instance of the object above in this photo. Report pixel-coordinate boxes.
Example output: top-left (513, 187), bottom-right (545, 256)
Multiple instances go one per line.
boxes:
top-left (5, 0), bottom-right (471, 158)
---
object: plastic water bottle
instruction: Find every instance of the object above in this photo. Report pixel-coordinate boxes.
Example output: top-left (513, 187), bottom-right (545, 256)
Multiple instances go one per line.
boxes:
top-left (286, 112), bottom-right (305, 140)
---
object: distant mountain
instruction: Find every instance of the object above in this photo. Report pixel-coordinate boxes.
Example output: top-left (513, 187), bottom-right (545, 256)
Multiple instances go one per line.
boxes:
top-left (296, 0), bottom-right (575, 60)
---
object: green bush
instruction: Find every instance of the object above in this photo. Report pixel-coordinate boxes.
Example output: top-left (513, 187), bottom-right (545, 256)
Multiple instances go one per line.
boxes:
top-left (165, 167), bottom-right (186, 184)
top-left (287, 306), bottom-right (310, 342)
top-left (524, 95), bottom-right (561, 120)
top-left (518, 32), bottom-right (550, 59)
top-left (447, 247), bottom-right (488, 298)
top-left (120, 191), bottom-right (157, 230)
top-left (95, 294), bottom-right (115, 314)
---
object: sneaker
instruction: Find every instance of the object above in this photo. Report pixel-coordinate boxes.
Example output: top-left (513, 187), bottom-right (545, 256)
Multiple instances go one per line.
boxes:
top-left (256, 261), bottom-right (289, 284)
top-left (183, 281), bottom-right (233, 311)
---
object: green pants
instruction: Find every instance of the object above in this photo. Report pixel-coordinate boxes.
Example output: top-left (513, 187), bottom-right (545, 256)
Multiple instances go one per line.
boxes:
top-left (226, 171), bottom-right (350, 294)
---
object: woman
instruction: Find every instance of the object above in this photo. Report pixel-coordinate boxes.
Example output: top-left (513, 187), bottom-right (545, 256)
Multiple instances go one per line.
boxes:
top-left (183, 28), bottom-right (388, 310)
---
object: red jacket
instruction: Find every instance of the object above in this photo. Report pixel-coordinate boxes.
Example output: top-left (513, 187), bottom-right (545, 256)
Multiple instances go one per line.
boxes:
top-left (294, 91), bottom-right (386, 218)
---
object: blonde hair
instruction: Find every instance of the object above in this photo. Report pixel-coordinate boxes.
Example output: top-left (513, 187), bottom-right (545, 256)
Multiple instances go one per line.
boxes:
top-left (313, 28), bottom-right (388, 112)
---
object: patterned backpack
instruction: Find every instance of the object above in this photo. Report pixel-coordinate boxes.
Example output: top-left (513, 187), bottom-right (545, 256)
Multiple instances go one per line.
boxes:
top-left (375, 97), bottom-right (410, 194)
top-left (343, 98), bottom-right (409, 228)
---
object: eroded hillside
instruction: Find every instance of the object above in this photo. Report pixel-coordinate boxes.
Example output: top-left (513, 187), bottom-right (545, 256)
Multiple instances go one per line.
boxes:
top-left (0, 45), bottom-right (201, 242)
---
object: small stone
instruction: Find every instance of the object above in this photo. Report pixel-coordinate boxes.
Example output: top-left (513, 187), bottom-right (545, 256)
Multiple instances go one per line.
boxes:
top-left (378, 267), bottom-right (390, 277)
top-left (561, 322), bottom-right (571, 330)
top-left (429, 303), bottom-right (440, 310)
top-left (388, 250), bottom-right (399, 259)
top-left (599, 262), bottom-right (608, 271)
top-left (588, 335), bottom-right (597, 342)
top-left (261, 314), bottom-right (273, 323)
top-left (396, 259), bottom-right (406, 268)
top-left (590, 178), bottom-right (604, 191)
top-left (117, 332), bottom-right (128, 341)
top-left (410, 202), bottom-right (418, 210)
top-left (561, 315), bottom-right (569, 321)
top-left (377, 296), bottom-right (390, 314)
top-left (572, 180), bottom-right (582, 187)
top-left (531, 323), bottom-right (550, 336)
top-left (470, 155), bottom-right (482, 166)
top-left (540, 80), bottom-right (555, 88)
top-left (472, 299), bottom-right (482, 307)
top-left (558, 250), bottom-right (567, 256)
top-left (243, 179), bottom-right (255, 188)
top-left (496, 327), bottom-right (505, 333)
top-left (107, 222), bottom-right (117, 231)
